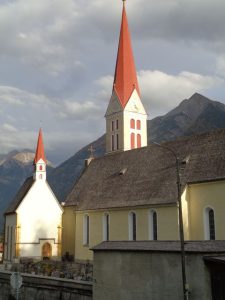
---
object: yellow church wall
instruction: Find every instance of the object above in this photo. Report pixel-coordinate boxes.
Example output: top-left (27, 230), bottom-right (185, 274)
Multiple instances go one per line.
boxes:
top-left (188, 180), bottom-right (225, 240)
top-left (62, 206), bottom-right (76, 256)
top-left (73, 205), bottom-right (179, 261)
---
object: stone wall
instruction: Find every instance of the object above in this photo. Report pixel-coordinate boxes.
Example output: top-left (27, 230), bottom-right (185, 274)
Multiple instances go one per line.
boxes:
top-left (0, 271), bottom-right (92, 300)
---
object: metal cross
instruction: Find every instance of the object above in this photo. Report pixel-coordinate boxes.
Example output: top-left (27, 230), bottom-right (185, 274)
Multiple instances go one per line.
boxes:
top-left (88, 145), bottom-right (95, 158)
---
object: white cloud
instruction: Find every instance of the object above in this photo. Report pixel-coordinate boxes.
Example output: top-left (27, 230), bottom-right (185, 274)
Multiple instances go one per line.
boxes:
top-left (215, 56), bottom-right (225, 77)
top-left (2, 123), bottom-right (18, 132)
top-left (62, 100), bottom-right (103, 120)
top-left (0, 86), bottom-right (53, 107)
top-left (138, 70), bottom-right (224, 117)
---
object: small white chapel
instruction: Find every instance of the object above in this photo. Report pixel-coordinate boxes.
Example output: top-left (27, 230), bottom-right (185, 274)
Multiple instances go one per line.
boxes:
top-left (3, 129), bottom-right (63, 262)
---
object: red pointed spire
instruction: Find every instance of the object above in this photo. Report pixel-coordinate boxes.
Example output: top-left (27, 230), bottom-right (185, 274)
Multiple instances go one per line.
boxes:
top-left (113, 1), bottom-right (140, 108)
top-left (34, 128), bottom-right (47, 164)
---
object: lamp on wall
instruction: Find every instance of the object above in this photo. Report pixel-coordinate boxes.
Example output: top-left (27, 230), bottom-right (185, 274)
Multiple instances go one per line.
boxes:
top-left (153, 142), bottom-right (189, 300)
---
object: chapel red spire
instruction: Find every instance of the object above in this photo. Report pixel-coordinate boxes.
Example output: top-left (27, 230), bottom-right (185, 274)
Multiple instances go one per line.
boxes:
top-left (113, 0), bottom-right (140, 108)
top-left (34, 128), bottom-right (47, 164)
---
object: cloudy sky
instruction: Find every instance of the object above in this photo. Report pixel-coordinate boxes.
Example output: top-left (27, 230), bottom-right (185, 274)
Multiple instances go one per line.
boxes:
top-left (1, 0), bottom-right (225, 165)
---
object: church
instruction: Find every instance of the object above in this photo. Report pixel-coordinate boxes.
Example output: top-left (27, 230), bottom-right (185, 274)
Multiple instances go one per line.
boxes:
top-left (4, 129), bottom-right (63, 262)
top-left (62, 0), bottom-right (225, 262)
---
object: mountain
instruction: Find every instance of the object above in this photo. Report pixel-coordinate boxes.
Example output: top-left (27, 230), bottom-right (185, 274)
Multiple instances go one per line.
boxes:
top-left (0, 150), bottom-right (54, 230)
top-left (48, 93), bottom-right (225, 201)
top-left (149, 93), bottom-right (225, 142)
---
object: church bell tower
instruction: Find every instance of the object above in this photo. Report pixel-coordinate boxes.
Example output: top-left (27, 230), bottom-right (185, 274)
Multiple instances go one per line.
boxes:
top-left (105, 0), bottom-right (147, 154)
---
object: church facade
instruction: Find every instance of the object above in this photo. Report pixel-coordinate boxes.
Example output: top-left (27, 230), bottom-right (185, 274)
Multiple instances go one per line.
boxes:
top-left (62, 1), bottom-right (225, 261)
top-left (4, 129), bottom-right (63, 262)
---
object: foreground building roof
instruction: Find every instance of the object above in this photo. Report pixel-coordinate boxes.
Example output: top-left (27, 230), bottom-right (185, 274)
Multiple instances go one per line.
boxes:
top-left (65, 129), bottom-right (225, 210)
top-left (92, 240), bottom-right (225, 253)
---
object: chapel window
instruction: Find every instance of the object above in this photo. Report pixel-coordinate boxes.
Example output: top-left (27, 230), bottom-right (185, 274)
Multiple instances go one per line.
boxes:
top-left (112, 121), bottom-right (114, 131)
top-left (116, 134), bottom-right (119, 150)
top-left (39, 165), bottom-right (43, 171)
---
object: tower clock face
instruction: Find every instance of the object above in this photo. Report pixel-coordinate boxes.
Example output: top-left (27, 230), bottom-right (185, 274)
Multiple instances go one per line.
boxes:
top-left (132, 100), bottom-right (138, 111)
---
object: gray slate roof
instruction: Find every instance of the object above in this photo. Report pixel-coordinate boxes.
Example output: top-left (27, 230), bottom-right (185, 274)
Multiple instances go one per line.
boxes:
top-left (5, 177), bottom-right (34, 215)
top-left (65, 129), bottom-right (225, 210)
top-left (92, 240), bottom-right (225, 253)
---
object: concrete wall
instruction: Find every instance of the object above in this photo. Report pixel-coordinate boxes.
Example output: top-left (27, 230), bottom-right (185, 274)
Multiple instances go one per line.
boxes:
top-left (188, 180), bottom-right (225, 240)
top-left (73, 206), bottom-right (179, 261)
top-left (93, 251), bottom-right (212, 300)
top-left (0, 271), bottom-right (92, 300)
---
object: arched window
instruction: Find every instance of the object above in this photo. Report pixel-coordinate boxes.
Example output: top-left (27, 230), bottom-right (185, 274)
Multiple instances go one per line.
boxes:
top-left (112, 121), bottom-right (114, 131)
top-left (129, 212), bottom-right (137, 241)
top-left (149, 210), bottom-right (157, 240)
top-left (204, 207), bottom-right (215, 240)
top-left (83, 215), bottom-right (90, 245)
top-left (137, 120), bottom-right (141, 130)
top-left (39, 174), bottom-right (42, 179)
top-left (103, 213), bottom-right (110, 241)
top-left (131, 133), bottom-right (135, 149)
top-left (137, 134), bottom-right (141, 148)
top-left (39, 165), bottom-right (43, 171)
top-left (112, 135), bottom-right (114, 151)
top-left (130, 119), bottom-right (135, 129)
top-left (116, 119), bottom-right (119, 130)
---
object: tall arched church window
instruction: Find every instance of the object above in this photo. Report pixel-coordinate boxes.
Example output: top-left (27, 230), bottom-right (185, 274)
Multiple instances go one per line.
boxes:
top-left (204, 207), bottom-right (215, 240)
top-left (130, 119), bottom-right (135, 129)
top-left (137, 120), bottom-right (141, 130)
top-left (131, 133), bottom-right (135, 149)
top-left (103, 213), bottom-right (110, 241)
top-left (149, 210), bottom-right (158, 240)
top-left (137, 134), bottom-right (141, 148)
top-left (83, 215), bottom-right (90, 245)
top-left (129, 212), bottom-right (137, 241)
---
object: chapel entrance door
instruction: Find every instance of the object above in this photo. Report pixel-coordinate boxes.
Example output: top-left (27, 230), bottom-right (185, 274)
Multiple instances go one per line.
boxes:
top-left (42, 242), bottom-right (52, 259)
